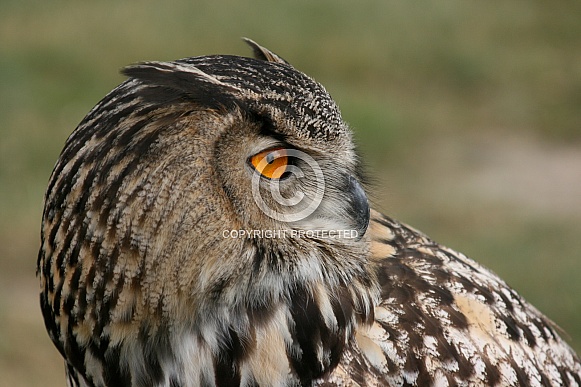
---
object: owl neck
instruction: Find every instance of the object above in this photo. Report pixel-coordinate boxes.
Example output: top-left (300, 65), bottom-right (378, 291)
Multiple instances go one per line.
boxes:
top-left (191, 237), bottom-right (378, 385)
top-left (186, 282), bottom-right (375, 386)
top-left (154, 238), bottom-right (378, 386)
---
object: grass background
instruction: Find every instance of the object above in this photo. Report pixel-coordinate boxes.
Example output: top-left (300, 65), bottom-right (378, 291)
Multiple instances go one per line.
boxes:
top-left (1, 0), bottom-right (580, 385)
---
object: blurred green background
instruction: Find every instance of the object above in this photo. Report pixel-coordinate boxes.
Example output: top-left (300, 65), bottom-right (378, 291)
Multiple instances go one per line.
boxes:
top-left (1, 0), bottom-right (580, 385)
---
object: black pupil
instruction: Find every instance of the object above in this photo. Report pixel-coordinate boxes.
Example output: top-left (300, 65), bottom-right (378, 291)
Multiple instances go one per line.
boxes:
top-left (266, 153), bottom-right (275, 164)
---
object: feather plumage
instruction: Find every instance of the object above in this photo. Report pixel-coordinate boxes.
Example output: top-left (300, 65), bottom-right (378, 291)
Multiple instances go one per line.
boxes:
top-left (38, 40), bottom-right (580, 387)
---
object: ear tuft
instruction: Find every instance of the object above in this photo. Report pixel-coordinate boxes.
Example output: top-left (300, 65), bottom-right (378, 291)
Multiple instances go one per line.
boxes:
top-left (121, 61), bottom-right (240, 109)
top-left (122, 61), bottom-right (238, 91)
top-left (242, 38), bottom-right (289, 65)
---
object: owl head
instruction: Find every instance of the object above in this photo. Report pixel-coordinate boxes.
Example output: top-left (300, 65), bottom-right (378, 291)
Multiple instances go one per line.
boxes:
top-left (39, 39), bottom-right (377, 385)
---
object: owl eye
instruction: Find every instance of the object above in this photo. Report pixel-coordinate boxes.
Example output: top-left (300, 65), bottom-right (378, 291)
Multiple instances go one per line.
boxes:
top-left (249, 147), bottom-right (289, 180)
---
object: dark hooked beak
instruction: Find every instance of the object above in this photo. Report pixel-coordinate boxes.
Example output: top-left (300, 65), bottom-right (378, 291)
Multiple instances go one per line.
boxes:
top-left (346, 175), bottom-right (370, 241)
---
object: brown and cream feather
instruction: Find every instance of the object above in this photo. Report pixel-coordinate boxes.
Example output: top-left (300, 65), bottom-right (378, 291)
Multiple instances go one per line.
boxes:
top-left (38, 40), bottom-right (580, 386)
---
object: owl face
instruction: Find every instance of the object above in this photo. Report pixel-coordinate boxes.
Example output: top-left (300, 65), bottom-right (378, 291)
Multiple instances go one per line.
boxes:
top-left (177, 56), bottom-right (370, 305)
top-left (213, 113), bottom-right (369, 238)
top-left (123, 53), bottom-right (369, 241)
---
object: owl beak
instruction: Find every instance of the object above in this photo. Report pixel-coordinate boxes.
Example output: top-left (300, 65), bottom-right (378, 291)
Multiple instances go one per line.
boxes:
top-left (346, 175), bottom-right (370, 241)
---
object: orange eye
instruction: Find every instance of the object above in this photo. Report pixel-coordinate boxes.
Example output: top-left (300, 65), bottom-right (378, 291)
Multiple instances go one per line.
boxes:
top-left (249, 147), bottom-right (289, 179)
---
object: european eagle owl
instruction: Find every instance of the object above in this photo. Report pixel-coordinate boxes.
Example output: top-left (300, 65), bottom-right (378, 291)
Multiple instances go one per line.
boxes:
top-left (38, 39), bottom-right (581, 386)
